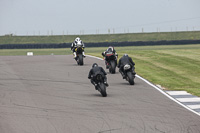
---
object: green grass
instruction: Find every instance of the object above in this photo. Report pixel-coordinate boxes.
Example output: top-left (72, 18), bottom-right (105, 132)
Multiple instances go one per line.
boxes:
top-left (1, 44), bottom-right (200, 96)
top-left (1, 31), bottom-right (200, 44)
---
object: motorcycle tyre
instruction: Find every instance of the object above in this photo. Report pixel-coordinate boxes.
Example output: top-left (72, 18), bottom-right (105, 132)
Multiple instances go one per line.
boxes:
top-left (77, 55), bottom-right (84, 66)
top-left (127, 71), bottom-right (134, 85)
top-left (99, 83), bottom-right (107, 97)
top-left (109, 61), bottom-right (116, 74)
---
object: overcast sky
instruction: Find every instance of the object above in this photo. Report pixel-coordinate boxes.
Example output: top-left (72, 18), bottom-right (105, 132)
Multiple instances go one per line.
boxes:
top-left (0, 0), bottom-right (200, 35)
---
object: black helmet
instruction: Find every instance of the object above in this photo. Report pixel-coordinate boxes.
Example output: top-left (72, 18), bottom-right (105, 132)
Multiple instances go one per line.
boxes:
top-left (92, 63), bottom-right (98, 68)
top-left (124, 54), bottom-right (128, 57)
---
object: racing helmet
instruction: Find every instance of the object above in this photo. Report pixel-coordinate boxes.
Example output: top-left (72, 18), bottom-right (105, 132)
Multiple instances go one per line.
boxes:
top-left (75, 37), bottom-right (80, 42)
top-left (92, 63), bottom-right (98, 68)
top-left (124, 54), bottom-right (128, 57)
top-left (107, 46), bottom-right (114, 52)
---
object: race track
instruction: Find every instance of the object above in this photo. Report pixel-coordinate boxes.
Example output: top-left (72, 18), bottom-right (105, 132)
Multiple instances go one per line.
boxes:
top-left (0, 55), bottom-right (200, 133)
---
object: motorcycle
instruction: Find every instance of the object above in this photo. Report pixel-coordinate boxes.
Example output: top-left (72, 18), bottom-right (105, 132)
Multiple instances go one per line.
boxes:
top-left (74, 41), bottom-right (84, 65)
top-left (123, 64), bottom-right (135, 85)
top-left (105, 52), bottom-right (117, 74)
top-left (94, 74), bottom-right (107, 97)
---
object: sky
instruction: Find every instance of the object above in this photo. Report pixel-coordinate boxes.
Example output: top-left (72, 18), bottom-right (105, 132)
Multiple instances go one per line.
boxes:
top-left (0, 0), bottom-right (200, 36)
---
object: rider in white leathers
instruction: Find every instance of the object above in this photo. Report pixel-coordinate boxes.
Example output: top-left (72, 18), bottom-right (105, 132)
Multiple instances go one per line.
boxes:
top-left (71, 37), bottom-right (85, 58)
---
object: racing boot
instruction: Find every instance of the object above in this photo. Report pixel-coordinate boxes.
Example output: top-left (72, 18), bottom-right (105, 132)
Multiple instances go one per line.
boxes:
top-left (119, 70), bottom-right (126, 79)
top-left (94, 83), bottom-right (98, 90)
top-left (106, 62), bottom-right (109, 69)
top-left (103, 77), bottom-right (109, 87)
top-left (122, 74), bottom-right (126, 79)
top-left (132, 67), bottom-right (136, 75)
top-left (82, 51), bottom-right (86, 58)
top-left (120, 72), bottom-right (126, 79)
top-left (73, 52), bottom-right (77, 59)
top-left (132, 70), bottom-right (136, 75)
top-left (104, 82), bottom-right (109, 87)
top-left (91, 80), bottom-right (98, 90)
top-left (115, 59), bottom-right (117, 65)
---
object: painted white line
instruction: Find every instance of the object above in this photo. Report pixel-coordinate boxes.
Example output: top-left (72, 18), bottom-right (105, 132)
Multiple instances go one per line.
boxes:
top-left (87, 55), bottom-right (200, 117)
top-left (187, 105), bottom-right (200, 109)
top-left (176, 98), bottom-right (200, 102)
top-left (166, 91), bottom-right (191, 95)
top-left (86, 55), bottom-right (103, 60)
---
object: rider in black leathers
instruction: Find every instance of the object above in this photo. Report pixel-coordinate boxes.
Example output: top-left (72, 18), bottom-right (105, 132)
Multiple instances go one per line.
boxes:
top-left (117, 54), bottom-right (136, 79)
top-left (88, 63), bottom-right (109, 89)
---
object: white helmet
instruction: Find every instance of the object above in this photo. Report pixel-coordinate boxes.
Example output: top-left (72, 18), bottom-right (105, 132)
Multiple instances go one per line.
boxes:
top-left (75, 37), bottom-right (80, 42)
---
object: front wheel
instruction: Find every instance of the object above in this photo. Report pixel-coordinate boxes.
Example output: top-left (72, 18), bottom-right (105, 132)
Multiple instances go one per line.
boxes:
top-left (127, 71), bottom-right (134, 85)
top-left (98, 83), bottom-right (107, 97)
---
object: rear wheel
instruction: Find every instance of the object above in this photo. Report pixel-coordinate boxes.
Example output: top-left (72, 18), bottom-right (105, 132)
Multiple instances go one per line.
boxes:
top-left (127, 71), bottom-right (134, 85)
top-left (99, 83), bottom-right (107, 97)
top-left (77, 55), bottom-right (84, 65)
top-left (109, 61), bottom-right (116, 74)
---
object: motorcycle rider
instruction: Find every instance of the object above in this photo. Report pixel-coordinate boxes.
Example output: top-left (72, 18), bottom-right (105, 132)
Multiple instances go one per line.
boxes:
top-left (117, 54), bottom-right (136, 79)
top-left (102, 46), bottom-right (118, 68)
top-left (88, 63), bottom-right (109, 89)
top-left (71, 37), bottom-right (85, 59)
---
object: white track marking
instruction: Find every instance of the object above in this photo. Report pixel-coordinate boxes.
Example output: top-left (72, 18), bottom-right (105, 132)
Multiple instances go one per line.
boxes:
top-left (187, 105), bottom-right (200, 110)
top-left (176, 98), bottom-right (200, 102)
top-left (166, 91), bottom-right (190, 95)
top-left (86, 55), bottom-right (103, 60)
top-left (87, 54), bottom-right (200, 117)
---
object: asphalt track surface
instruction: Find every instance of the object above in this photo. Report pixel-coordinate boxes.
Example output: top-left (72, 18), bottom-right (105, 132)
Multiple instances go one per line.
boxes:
top-left (0, 55), bottom-right (200, 133)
